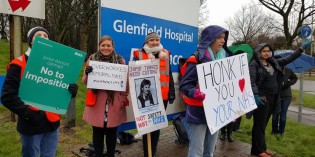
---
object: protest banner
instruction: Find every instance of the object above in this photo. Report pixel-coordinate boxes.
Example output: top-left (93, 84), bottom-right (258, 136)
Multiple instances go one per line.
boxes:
top-left (87, 61), bottom-right (128, 91)
top-left (19, 37), bottom-right (86, 115)
top-left (197, 54), bottom-right (257, 134)
top-left (129, 59), bottom-right (168, 135)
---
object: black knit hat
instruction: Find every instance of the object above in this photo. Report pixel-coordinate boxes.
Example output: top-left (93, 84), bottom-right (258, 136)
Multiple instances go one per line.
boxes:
top-left (27, 26), bottom-right (49, 47)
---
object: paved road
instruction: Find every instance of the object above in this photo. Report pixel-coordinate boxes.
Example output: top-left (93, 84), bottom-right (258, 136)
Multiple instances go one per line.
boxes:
top-left (287, 105), bottom-right (315, 126)
top-left (73, 125), bottom-right (266, 157)
top-left (291, 79), bottom-right (315, 95)
top-left (288, 79), bottom-right (315, 126)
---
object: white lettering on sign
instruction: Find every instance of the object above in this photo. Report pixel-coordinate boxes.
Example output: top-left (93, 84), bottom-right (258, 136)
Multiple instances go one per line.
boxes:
top-left (113, 20), bottom-right (194, 43)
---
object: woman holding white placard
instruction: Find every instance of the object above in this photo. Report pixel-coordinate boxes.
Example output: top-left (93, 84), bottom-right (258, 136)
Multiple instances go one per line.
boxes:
top-left (82, 36), bottom-right (129, 157)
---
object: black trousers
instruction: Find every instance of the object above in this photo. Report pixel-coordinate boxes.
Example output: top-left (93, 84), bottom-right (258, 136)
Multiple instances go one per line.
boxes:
top-left (220, 122), bottom-right (234, 136)
top-left (233, 116), bottom-right (242, 131)
top-left (251, 94), bottom-right (276, 155)
top-left (92, 123), bottom-right (117, 157)
top-left (142, 100), bottom-right (168, 157)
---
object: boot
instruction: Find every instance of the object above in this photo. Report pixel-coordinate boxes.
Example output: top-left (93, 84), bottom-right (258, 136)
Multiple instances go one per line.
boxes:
top-left (219, 133), bottom-right (226, 141)
top-left (227, 134), bottom-right (234, 142)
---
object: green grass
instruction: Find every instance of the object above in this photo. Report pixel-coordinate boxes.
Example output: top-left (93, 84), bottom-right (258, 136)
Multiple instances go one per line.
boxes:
top-left (296, 73), bottom-right (315, 81)
top-left (0, 39), bottom-right (10, 74)
top-left (0, 39), bottom-right (28, 75)
top-left (292, 89), bottom-right (315, 109)
top-left (234, 116), bottom-right (315, 157)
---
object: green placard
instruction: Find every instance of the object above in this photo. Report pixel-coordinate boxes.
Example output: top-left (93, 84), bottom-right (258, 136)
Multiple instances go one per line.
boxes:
top-left (19, 37), bottom-right (86, 114)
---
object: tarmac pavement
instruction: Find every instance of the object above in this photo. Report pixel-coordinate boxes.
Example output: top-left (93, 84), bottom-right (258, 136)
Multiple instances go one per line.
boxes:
top-left (73, 125), bottom-right (265, 157)
top-left (72, 80), bottom-right (315, 157)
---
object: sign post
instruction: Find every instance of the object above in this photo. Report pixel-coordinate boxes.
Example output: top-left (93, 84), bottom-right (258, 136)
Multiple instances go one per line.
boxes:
top-left (300, 25), bottom-right (312, 38)
top-left (298, 25), bottom-right (312, 123)
top-left (1, 0), bottom-right (46, 121)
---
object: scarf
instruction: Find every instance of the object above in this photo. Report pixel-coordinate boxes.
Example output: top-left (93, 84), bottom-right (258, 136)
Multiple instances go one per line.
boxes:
top-left (207, 47), bottom-right (226, 61)
top-left (142, 44), bottom-right (167, 59)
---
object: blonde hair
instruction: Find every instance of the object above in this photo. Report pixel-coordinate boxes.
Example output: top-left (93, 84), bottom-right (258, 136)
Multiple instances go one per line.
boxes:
top-left (99, 36), bottom-right (114, 47)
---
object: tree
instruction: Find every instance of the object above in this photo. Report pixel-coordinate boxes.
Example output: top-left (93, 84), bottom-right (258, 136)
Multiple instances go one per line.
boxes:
top-left (73, 0), bottom-right (98, 54)
top-left (0, 14), bottom-right (9, 39)
top-left (199, 0), bottom-right (209, 38)
top-left (225, 4), bottom-right (275, 46)
top-left (259, 0), bottom-right (315, 48)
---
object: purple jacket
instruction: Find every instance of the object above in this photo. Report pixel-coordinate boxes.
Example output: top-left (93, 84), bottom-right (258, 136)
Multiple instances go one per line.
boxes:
top-left (179, 25), bottom-right (233, 124)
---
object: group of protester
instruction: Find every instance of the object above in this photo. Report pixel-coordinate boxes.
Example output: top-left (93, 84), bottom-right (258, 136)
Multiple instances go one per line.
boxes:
top-left (179, 25), bottom-right (311, 157)
top-left (1, 25), bottom-right (312, 157)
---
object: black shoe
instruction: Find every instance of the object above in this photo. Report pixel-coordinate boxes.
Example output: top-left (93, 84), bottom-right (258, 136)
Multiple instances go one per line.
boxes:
top-left (227, 135), bottom-right (234, 142)
top-left (219, 134), bottom-right (225, 141)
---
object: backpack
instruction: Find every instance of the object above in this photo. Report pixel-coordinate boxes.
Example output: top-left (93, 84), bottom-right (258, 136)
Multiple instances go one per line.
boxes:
top-left (172, 114), bottom-right (189, 145)
top-left (117, 131), bottom-right (138, 145)
top-left (178, 52), bottom-right (200, 84)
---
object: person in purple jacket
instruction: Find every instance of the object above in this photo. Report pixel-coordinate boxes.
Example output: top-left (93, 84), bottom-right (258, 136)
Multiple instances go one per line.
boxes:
top-left (180, 25), bottom-right (233, 157)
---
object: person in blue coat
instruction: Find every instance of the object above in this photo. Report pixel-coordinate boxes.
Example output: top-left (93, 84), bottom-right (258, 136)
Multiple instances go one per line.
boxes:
top-left (180, 25), bottom-right (233, 157)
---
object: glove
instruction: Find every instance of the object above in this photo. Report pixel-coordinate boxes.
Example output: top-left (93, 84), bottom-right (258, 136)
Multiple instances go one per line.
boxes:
top-left (246, 110), bottom-right (254, 119)
top-left (254, 95), bottom-right (264, 106)
top-left (301, 39), bottom-right (313, 50)
top-left (123, 98), bottom-right (129, 106)
top-left (68, 84), bottom-right (78, 98)
top-left (85, 66), bottom-right (93, 75)
top-left (169, 99), bottom-right (175, 104)
top-left (193, 90), bottom-right (206, 101)
top-left (168, 95), bottom-right (175, 104)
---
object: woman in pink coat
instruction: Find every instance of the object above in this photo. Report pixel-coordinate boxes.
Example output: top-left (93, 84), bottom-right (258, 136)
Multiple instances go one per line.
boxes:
top-left (82, 36), bottom-right (129, 157)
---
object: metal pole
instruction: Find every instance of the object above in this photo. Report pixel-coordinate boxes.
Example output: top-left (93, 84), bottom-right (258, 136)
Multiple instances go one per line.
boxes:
top-left (298, 71), bottom-right (304, 123)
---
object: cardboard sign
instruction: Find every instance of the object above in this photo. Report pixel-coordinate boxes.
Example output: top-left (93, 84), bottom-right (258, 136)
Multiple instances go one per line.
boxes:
top-left (87, 61), bottom-right (128, 91)
top-left (129, 59), bottom-right (168, 135)
top-left (197, 54), bottom-right (257, 134)
top-left (19, 37), bottom-right (86, 114)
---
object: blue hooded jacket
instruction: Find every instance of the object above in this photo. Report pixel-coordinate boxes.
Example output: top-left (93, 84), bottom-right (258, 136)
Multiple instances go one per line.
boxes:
top-left (179, 25), bottom-right (233, 124)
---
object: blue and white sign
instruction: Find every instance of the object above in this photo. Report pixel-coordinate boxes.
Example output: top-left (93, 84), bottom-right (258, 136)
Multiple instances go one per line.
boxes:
top-left (300, 25), bottom-right (312, 38)
top-left (100, 0), bottom-right (199, 131)
top-left (100, 0), bottom-right (199, 72)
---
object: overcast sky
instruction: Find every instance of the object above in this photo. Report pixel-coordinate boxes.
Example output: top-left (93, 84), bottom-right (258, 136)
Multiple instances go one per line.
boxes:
top-left (205, 0), bottom-right (254, 45)
top-left (206, 0), bottom-right (253, 27)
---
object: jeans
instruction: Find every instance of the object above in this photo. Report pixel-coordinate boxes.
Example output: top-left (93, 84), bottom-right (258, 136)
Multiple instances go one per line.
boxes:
top-left (187, 122), bottom-right (218, 157)
top-left (272, 99), bottom-right (291, 134)
top-left (20, 129), bottom-right (59, 157)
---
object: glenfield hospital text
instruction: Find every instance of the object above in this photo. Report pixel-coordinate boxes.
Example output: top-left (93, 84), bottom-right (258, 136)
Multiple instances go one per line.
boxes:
top-left (113, 20), bottom-right (194, 43)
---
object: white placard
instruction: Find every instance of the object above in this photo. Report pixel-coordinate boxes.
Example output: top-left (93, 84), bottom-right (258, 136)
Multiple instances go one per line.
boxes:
top-left (0, 0), bottom-right (45, 19)
top-left (87, 61), bottom-right (128, 91)
top-left (129, 59), bottom-right (168, 136)
top-left (197, 54), bottom-right (257, 134)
